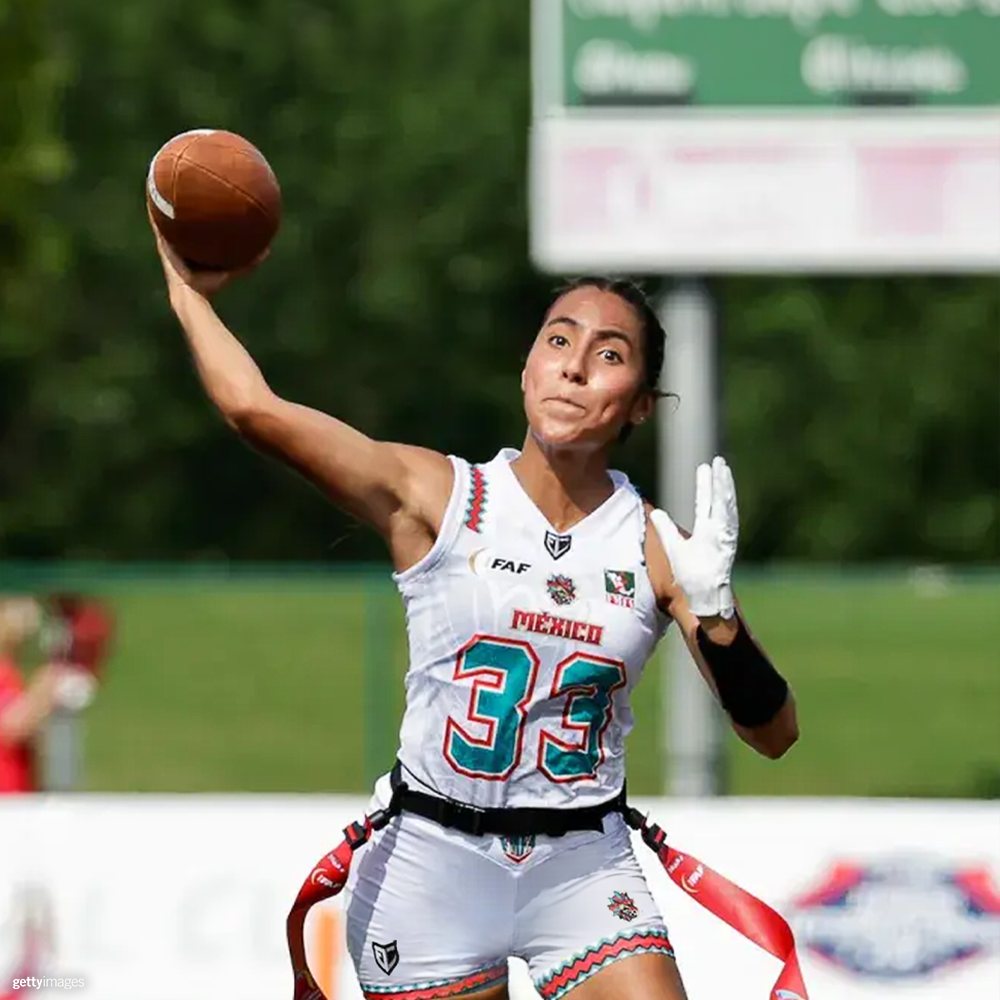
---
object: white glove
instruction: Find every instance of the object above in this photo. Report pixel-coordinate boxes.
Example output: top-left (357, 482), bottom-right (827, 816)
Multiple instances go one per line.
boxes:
top-left (650, 455), bottom-right (738, 619)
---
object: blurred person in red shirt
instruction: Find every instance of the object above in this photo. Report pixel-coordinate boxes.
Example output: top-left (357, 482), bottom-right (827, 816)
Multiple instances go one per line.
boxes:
top-left (0, 594), bottom-right (113, 793)
top-left (0, 596), bottom-right (57, 794)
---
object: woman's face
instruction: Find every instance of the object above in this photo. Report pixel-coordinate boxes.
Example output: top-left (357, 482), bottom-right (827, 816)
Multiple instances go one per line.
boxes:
top-left (522, 286), bottom-right (653, 451)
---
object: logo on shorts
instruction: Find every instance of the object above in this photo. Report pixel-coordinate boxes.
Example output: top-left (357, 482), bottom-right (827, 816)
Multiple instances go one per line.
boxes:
top-left (500, 834), bottom-right (536, 864)
top-left (604, 570), bottom-right (636, 608)
top-left (372, 940), bottom-right (400, 976)
top-left (608, 891), bottom-right (639, 922)
top-left (546, 574), bottom-right (576, 607)
top-left (544, 531), bottom-right (572, 560)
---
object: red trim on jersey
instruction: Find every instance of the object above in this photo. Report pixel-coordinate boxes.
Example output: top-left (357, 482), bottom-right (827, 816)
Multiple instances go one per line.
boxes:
top-left (463, 466), bottom-right (487, 533)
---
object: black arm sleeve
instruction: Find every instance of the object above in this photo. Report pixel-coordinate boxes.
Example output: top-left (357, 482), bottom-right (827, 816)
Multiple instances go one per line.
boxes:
top-left (695, 617), bottom-right (789, 728)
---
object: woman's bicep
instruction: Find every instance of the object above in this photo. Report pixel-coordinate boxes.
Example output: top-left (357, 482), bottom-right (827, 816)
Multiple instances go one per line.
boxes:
top-left (232, 394), bottom-right (444, 534)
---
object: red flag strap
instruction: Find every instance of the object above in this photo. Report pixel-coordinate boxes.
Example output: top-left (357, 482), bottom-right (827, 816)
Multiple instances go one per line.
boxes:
top-left (625, 809), bottom-right (809, 1000)
top-left (287, 815), bottom-right (385, 1000)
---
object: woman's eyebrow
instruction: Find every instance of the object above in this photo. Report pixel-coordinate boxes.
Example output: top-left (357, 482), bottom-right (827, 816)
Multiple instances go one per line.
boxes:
top-left (545, 316), bottom-right (630, 344)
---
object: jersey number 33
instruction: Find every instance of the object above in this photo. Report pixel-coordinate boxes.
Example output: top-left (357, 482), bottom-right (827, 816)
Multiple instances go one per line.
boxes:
top-left (443, 635), bottom-right (626, 783)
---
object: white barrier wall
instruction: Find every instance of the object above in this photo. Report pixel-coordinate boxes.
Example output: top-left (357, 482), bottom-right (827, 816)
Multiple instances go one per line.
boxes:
top-left (1, 796), bottom-right (998, 1000)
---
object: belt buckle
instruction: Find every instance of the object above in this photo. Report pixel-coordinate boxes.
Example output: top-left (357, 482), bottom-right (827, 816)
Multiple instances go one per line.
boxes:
top-left (344, 821), bottom-right (370, 850)
top-left (446, 800), bottom-right (488, 837)
top-left (466, 805), bottom-right (489, 837)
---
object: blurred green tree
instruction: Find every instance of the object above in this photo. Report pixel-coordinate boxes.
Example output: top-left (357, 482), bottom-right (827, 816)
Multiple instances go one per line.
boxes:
top-left (0, 0), bottom-right (996, 564)
top-left (3, 0), bottom-right (549, 561)
top-left (0, 0), bottom-right (72, 552)
top-left (722, 276), bottom-right (1000, 561)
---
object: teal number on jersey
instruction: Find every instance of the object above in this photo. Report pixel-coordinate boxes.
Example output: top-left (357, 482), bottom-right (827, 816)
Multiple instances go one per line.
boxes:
top-left (444, 637), bottom-right (538, 779)
top-left (445, 639), bottom-right (627, 783)
top-left (540, 654), bottom-right (627, 781)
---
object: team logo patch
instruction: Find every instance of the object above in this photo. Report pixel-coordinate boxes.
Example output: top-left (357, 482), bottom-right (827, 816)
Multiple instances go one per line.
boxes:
top-left (789, 855), bottom-right (1000, 980)
top-left (544, 530), bottom-right (572, 560)
top-left (372, 939), bottom-right (400, 975)
top-left (546, 574), bottom-right (576, 606)
top-left (500, 834), bottom-right (536, 864)
top-left (604, 569), bottom-right (636, 608)
top-left (608, 891), bottom-right (639, 922)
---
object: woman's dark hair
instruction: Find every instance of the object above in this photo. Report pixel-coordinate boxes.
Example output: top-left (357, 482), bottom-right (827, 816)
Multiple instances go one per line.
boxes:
top-left (546, 276), bottom-right (672, 441)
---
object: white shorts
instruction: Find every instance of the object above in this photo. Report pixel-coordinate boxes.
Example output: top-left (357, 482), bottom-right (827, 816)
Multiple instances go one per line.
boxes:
top-left (344, 776), bottom-right (674, 1000)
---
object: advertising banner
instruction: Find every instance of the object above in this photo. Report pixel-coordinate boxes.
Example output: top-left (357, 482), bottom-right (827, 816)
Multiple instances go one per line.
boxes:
top-left (530, 113), bottom-right (1000, 271)
top-left (1, 797), bottom-right (999, 999)
top-left (530, 0), bottom-right (1000, 271)
top-left (542, 0), bottom-right (1000, 110)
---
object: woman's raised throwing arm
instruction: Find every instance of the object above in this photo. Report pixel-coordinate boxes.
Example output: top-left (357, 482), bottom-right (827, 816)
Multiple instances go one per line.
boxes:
top-left (150, 217), bottom-right (453, 563)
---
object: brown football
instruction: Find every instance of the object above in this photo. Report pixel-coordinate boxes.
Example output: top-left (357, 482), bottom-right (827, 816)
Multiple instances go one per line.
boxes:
top-left (146, 129), bottom-right (281, 271)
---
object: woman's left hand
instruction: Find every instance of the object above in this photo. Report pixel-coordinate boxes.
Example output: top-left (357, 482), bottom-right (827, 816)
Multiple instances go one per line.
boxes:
top-left (650, 455), bottom-right (738, 620)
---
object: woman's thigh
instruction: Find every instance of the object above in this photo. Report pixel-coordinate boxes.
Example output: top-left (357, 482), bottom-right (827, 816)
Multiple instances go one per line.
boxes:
top-left (345, 814), bottom-right (514, 999)
top-left (514, 818), bottom-right (678, 1000)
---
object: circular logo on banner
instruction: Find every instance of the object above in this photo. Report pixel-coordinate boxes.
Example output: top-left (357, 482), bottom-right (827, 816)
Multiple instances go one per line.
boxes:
top-left (790, 856), bottom-right (1000, 980)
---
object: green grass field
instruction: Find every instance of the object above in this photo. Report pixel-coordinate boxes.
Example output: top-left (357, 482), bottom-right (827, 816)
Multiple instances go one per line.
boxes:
top-left (9, 566), bottom-right (999, 797)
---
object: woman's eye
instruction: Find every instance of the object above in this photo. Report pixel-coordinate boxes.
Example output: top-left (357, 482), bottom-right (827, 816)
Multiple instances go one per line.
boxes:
top-left (549, 334), bottom-right (569, 347)
top-left (600, 349), bottom-right (623, 363)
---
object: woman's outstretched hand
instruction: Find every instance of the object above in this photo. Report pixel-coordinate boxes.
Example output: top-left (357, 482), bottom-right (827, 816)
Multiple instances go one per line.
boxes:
top-left (148, 205), bottom-right (269, 301)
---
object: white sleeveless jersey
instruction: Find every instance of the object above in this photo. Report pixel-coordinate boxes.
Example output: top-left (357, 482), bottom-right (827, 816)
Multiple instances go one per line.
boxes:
top-left (393, 448), bottom-right (669, 810)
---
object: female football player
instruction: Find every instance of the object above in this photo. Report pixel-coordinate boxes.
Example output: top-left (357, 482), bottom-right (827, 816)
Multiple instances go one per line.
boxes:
top-left (150, 216), bottom-right (797, 1000)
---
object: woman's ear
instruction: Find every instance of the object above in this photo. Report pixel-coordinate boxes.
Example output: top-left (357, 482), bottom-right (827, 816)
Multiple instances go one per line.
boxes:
top-left (630, 388), bottom-right (656, 427)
